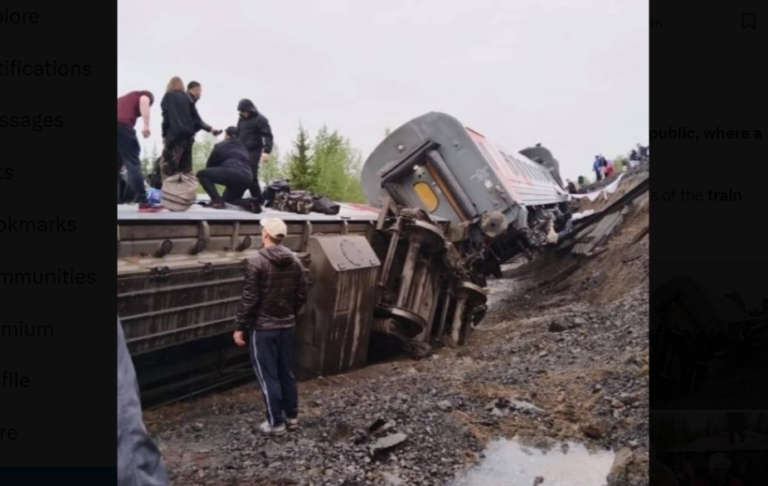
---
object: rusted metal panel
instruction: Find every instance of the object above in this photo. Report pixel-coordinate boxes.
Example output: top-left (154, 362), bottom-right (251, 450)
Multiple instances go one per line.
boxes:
top-left (296, 235), bottom-right (381, 378)
top-left (118, 217), bottom-right (378, 360)
top-left (118, 257), bottom-right (246, 354)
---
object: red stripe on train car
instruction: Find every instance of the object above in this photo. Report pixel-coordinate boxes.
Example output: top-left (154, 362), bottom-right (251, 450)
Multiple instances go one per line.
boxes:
top-left (465, 127), bottom-right (485, 138)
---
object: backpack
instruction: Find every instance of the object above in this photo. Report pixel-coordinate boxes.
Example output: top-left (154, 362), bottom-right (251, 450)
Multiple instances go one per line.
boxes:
top-left (312, 196), bottom-right (340, 215)
top-left (160, 172), bottom-right (199, 212)
top-left (263, 179), bottom-right (291, 208)
top-left (274, 191), bottom-right (314, 214)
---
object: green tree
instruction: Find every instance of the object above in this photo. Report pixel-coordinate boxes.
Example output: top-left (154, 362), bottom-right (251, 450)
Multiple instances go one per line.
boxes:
top-left (343, 147), bottom-right (367, 203)
top-left (310, 126), bottom-right (367, 203)
top-left (260, 143), bottom-right (284, 183)
top-left (312, 126), bottom-right (348, 200)
top-left (286, 124), bottom-right (314, 190)
top-left (193, 133), bottom-right (218, 173)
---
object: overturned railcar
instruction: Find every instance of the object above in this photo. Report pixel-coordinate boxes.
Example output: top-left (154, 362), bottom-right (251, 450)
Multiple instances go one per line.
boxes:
top-left (362, 112), bottom-right (570, 280)
top-left (650, 276), bottom-right (751, 398)
top-left (117, 112), bottom-right (571, 400)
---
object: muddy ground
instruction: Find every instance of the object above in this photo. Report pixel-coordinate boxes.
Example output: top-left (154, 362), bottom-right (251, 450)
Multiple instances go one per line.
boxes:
top-left (144, 177), bottom-right (650, 486)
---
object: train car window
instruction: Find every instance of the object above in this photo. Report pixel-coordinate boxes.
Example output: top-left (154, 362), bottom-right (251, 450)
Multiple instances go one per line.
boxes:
top-left (511, 154), bottom-right (533, 181)
top-left (413, 181), bottom-right (439, 212)
top-left (532, 165), bottom-right (544, 182)
top-left (501, 152), bottom-right (522, 176)
top-left (527, 164), bottom-right (540, 181)
top-left (508, 154), bottom-right (526, 179)
top-left (521, 161), bottom-right (536, 181)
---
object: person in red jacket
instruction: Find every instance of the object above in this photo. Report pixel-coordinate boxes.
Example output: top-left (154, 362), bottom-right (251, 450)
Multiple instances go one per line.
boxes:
top-left (118, 90), bottom-right (155, 209)
top-left (693, 453), bottom-right (743, 486)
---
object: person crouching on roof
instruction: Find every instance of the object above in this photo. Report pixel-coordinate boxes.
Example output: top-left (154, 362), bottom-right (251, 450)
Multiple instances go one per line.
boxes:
top-left (196, 127), bottom-right (253, 209)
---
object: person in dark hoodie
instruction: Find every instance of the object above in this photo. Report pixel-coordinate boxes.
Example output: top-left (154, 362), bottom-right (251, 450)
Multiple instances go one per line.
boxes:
top-left (196, 127), bottom-right (253, 209)
top-left (187, 81), bottom-right (221, 138)
top-left (159, 76), bottom-right (196, 181)
top-left (236, 99), bottom-right (274, 204)
top-left (118, 318), bottom-right (169, 486)
top-left (233, 218), bottom-right (308, 436)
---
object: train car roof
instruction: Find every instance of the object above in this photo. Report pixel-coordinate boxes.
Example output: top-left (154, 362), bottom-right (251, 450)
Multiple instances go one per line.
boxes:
top-left (117, 202), bottom-right (380, 223)
top-left (362, 112), bottom-right (567, 217)
top-left (117, 201), bottom-right (450, 224)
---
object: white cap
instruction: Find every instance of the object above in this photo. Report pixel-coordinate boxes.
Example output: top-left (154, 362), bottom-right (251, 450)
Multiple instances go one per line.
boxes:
top-left (709, 452), bottom-right (730, 468)
top-left (261, 218), bottom-right (287, 240)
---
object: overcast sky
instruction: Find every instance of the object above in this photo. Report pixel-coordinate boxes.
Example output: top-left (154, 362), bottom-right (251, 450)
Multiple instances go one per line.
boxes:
top-left (118, 0), bottom-right (648, 182)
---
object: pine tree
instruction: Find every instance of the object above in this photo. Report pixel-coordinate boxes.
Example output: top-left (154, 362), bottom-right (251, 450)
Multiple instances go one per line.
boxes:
top-left (286, 124), bottom-right (314, 190)
top-left (312, 126), bottom-right (347, 200)
top-left (311, 126), bottom-right (367, 203)
top-left (343, 146), bottom-right (367, 203)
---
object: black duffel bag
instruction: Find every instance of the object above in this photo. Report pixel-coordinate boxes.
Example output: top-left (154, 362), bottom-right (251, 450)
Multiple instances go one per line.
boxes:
top-left (312, 196), bottom-right (340, 215)
top-left (263, 179), bottom-right (291, 208)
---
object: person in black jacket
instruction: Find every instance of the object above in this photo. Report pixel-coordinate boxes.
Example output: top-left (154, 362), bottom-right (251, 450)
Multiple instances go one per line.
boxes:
top-left (233, 218), bottom-right (308, 436)
top-left (236, 99), bottom-right (274, 203)
top-left (196, 127), bottom-right (253, 209)
top-left (159, 76), bottom-right (196, 181)
top-left (187, 81), bottom-right (221, 138)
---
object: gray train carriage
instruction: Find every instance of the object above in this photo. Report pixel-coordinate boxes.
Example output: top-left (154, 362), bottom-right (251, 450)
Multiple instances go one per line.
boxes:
top-left (361, 112), bottom-right (570, 278)
top-left (118, 203), bottom-right (389, 400)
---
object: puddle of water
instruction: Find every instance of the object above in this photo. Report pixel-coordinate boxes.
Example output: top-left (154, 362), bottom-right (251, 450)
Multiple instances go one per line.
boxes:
top-left (449, 438), bottom-right (615, 486)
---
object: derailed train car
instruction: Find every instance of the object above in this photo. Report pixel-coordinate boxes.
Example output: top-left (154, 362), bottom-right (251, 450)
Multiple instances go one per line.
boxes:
top-left (650, 276), bottom-right (752, 398)
top-left (117, 112), bottom-right (570, 400)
